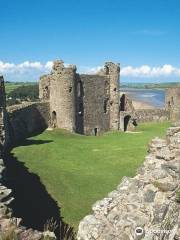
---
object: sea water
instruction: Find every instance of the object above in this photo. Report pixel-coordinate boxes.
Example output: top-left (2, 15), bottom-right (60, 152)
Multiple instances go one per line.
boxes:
top-left (121, 88), bottom-right (165, 108)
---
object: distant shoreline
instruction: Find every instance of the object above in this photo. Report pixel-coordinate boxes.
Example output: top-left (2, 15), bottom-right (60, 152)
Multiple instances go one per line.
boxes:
top-left (132, 100), bottom-right (156, 110)
top-left (121, 82), bottom-right (180, 89)
top-left (121, 88), bottom-right (165, 109)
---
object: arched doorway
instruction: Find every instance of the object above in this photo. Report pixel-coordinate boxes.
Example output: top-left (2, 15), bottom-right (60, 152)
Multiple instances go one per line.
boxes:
top-left (94, 128), bottom-right (98, 136)
top-left (124, 115), bottom-right (131, 131)
top-left (51, 111), bottom-right (57, 128)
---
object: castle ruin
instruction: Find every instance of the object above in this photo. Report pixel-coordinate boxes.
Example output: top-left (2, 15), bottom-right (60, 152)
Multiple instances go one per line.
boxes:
top-left (0, 64), bottom-right (180, 240)
top-left (39, 60), bottom-right (120, 135)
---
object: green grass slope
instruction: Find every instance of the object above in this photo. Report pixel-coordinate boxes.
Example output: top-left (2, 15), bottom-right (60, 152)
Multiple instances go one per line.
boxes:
top-left (5, 82), bottom-right (37, 95)
top-left (12, 122), bottom-right (170, 228)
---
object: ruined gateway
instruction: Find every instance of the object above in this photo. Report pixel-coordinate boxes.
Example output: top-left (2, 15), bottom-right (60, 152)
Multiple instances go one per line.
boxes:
top-left (39, 60), bottom-right (120, 135)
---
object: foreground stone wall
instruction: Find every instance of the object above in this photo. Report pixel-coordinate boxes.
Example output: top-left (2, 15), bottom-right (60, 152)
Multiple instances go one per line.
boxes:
top-left (7, 102), bottom-right (50, 145)
top-left (0, 76), bottom-right (9, 150)
top-left (0, 80), bottom-right (55, 238)
top-left (77, 126), bottom-right (180, 240)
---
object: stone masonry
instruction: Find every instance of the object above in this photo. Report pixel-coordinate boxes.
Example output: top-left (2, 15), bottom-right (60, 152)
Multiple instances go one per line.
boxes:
top-left (166, 87), bottom-right (180, 124)
top-left (0, 76), bottom-right (6, 152)
top-left (39, 60), bottom-right (172, 135)
top-left (39, 60), bottom-right (120, 135)
top-left (7, 102), bottom-right (50, 145)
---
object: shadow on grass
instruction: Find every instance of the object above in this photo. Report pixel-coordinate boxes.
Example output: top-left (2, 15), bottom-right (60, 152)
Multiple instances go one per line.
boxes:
top-left (19, 139), bottom-right (53, 147)
top-left (3, 151), bottom-right (76, 240)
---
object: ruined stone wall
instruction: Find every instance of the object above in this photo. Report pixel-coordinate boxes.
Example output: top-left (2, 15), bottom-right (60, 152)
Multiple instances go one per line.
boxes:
top-left (0, 76), bottom-right (9, 150)
top-left (77, 74), bottom-right (110, 135)
top-left (104, 62), bottom-right (120, 131)
top-left (39, 74), bottom-right (51, 100)
top-left (39, 60), bottom-right (120, 135)
top-left (7, 102), bottom-right (50, 145)
top-left (77, 126), bottom-right (180, 240)
top-left (120, 109), bottom-right (169, 131)
top-left (120, 93), bottom-right (135, 112)
top-left (0, 78), bottom-right (55, 239)
top-left (76, 62), bottom-right (120, 135)
top-left (166, 87), bottom-right (180, 123)
top-left (134, 109), bottom-right (170, 122)
top-left (0, 76), bottom-right (6, 152)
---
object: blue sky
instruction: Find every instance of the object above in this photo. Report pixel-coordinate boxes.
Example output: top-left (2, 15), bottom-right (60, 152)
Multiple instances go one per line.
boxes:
top-left (0, 0), bottom-right (180, 82)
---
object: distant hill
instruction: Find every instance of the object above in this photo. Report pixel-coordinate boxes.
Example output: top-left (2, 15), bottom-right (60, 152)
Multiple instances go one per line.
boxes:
top-left (5, 82), bottom-right (39, 106)
top-left (5, 82), bottom-right (37, 94)
top-left (121, 82), bottom-right (180, 89)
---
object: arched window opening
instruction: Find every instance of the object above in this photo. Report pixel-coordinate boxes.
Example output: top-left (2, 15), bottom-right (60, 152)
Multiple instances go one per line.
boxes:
top-left (44, 86), bottom-right (49, 99)
top-left (103, 99), bottom-right (108, 113)
top-left (120, 94), bottom-right (125, 111)
top-left (77, 81), bottom-right (83, 97)
top-left (105, 66), bottom-right (110, 75)
top-left (69, 87), bottom-right (72, 93)
top-left (171, 96), bottom-right (174, 105)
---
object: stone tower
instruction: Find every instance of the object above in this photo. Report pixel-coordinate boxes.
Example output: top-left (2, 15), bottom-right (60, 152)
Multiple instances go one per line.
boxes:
top-left (49, 60), bottom-right (77, 132)
top-left (104, 62), bottom-right (120, 130)
top-left (39, 59), bottom-right (121, 135)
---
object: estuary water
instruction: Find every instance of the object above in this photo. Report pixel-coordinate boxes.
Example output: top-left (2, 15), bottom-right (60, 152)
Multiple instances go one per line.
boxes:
top-left (121, 88), bottom-right (165, 108)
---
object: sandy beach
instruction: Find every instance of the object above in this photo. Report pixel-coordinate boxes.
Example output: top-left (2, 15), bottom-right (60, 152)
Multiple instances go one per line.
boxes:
top-left (132, 100), bottom-right (156, 110)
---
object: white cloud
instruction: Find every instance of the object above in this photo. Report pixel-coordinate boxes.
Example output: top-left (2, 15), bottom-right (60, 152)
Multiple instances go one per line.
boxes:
top-left (0, 61), bottom-right (15, 73)
top-left (18, 61), bottom-right (43, 70)
top-left (0, 61), bottom-right (43, 74)
top-left (121, 64), bottom-right (180, 78)
top-left (0, 60), bottom-right (180, 82)
top-left (79, 66), bottom-right (103, 74)
top-left (44, 61), bottom-right (53, 70)
top-left (0, 60), bottom-right (51, 81)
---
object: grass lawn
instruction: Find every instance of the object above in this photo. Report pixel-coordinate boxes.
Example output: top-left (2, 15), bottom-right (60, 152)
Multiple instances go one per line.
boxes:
top-left (11, 121), bottom-right (170, 229)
